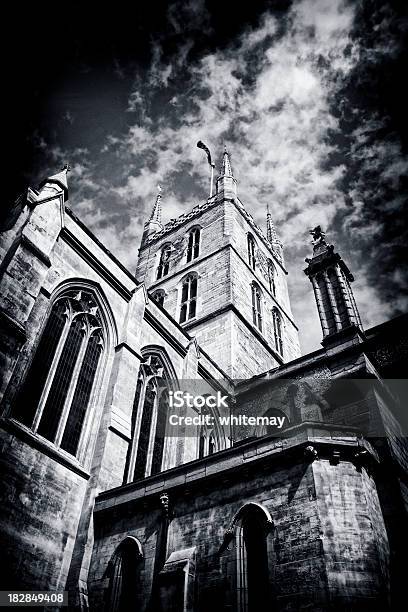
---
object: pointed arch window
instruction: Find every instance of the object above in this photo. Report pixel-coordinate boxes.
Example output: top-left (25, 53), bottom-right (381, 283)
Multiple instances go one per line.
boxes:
top-left (179, 273), bottom-right (198, 324)
top-left (238, 513), bottom-right (270, 612)
top-left (151, 289), bottom-right (165, 307)
top-left (199, 429), bottom-right (217, 458)
top-left (124, 354), bottom-right (171, 482)
top-left (198, 403), bottom-right (219, 458)
top-left (267, 260), bottom-right (276, 296)
top-left (11, 290), bottom-right (105, 458)
top-left (157, 244), bottom-right (171, 280)
top-left (251, 283), bottom-right (262, 332)
top-left (186, 227), bottom-right (200, 263)
top-left (105, 537), bottom-right (143, 612)
top-left (272, 307), bottom-right (283, 355)
top-left (222, 504), bottom-right (272, 612)
top-left (247, 234), bottom-right (256, 270)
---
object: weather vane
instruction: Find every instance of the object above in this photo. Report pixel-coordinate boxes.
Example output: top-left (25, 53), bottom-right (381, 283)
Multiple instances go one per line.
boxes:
top-left (197, 141), bottom-right (215, 198)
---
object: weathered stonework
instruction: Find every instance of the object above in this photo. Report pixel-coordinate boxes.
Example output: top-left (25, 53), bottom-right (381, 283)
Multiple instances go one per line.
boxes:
top-left (0, 161), bottom-right (407, 611)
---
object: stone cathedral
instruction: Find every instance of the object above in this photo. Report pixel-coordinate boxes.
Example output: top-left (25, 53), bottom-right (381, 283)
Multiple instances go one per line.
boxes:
top-left (0, 150), bottom-right (407, 611)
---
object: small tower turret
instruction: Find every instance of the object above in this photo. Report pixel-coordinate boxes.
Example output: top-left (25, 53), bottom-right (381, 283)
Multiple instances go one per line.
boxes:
top-left (142, 186), bottom-right (163, 244)
top-left (216, 148), bottom-right (237, 199)
top-left (266, 203), bottom-right (284, 264)
top-left (304, 226), bottom-right (363, 345)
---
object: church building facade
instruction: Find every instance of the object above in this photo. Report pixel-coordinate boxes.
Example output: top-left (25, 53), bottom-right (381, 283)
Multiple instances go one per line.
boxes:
top-left (0, 152), bottom-right (407, 611)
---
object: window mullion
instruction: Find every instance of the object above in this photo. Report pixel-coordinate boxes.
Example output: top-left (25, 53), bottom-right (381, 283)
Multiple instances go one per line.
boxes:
top-left (54, 318), bottom-right (89, 447)
top-left (32, 303), bottom-right (72, 433)
top-left (205, 434), bottom-right (210, 457)
top-left (126, 374), bottom-right (148, 483)
top-left (145, 382), bottom-right (159, 476)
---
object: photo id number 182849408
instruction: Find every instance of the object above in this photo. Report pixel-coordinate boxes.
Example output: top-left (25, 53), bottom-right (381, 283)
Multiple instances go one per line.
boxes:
top-left (0, 592), bottom-right (68, 607)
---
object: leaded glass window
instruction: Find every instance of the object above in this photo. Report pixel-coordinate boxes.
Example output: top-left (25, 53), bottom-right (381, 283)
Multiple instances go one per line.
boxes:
top-left (105, 538), bottom-right (143, 612)
top-left (251, 283), bottom-right (262, 332)
top-left (198, 404), bottom-right (218, 458)
top-left (268, 260), bottom-right (276, 296)
top-left (157, 245), bottom-right (171, 279)
top-left (232, 506), bottom-right (271, 612)
top-left (186, 227), bottom-right (200, 263)
top-left (247, 234), bottom-right (256, 270)
top-left (179, 274), bottom-right (197, 324)
top-left (272, 307), bottom-right (283, 355)
top-left (12, 290), bottom-right (105, 458)
top-left (239, 514), bottom-right (269, 612)
top-left (125, 354), bottom-right (171, 482)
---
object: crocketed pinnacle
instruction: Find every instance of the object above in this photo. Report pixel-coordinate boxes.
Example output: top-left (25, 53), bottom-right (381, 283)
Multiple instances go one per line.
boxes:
top-left (149, 186), bottom-right (162, 225)
top-left (266, 204), bottom-right (278, 243)
top-left (221, 147), bottom-right (234, 178)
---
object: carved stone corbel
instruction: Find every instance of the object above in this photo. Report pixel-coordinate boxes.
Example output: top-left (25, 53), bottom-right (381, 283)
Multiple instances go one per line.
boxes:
top-left (160, 492), bottom-right (170, 518)
top-left (304, 445), bottom-right (318, 460)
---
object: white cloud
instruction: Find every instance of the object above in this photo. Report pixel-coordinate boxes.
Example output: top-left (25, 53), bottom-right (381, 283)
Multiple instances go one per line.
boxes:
top-left (43, 0), bottom-right (406, 355)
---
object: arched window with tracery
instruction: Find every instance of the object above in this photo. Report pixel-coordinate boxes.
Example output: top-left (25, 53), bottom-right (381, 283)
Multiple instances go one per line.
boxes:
top-left (199, 428), bottom-right (217, 458)
top-left (157, 244), bottom-right (171, 279)
top-left (11, 290), bottom-right (106, 458)
top-left (186, 227), bottom-right (200, 263)
top-left (247, 234), bottom-right (256, 270)
top-left (124, 353), bottom-right (172, 482)
top-left (267, 260), bottom-right (276, 296)
top-left (251, 283), bottom-right (262, 332)
top-left (196, 395), bottom-right (227, 459)
top-left (105, 537), bottom-right (143, 612)
top-left (272, 307), bottom-right (283, 355)
top-left (198, 403), bottom-right (218, 458)
top-left (221, 503), bottom-right (273, 612)
top-left (151, 289), bottom-right (165, 307)
top-left (179, 273), bottom-right (198, 324)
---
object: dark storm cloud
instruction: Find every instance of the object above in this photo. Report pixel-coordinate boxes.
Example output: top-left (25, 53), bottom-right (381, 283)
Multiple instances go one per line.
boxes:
top-left (329, 0), bottom-right (408, 315)
top-left (4, 0), bottom-right (407, 354)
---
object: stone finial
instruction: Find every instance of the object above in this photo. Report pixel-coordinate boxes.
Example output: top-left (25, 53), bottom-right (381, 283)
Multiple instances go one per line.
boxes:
top-left (141, 186), bottom-right (164, 243)
top-left (266, 204), bottom-right (284, 263)
top-left (309, 225), bottom-right (330, 256)
top-left (216, 147), bottom-right (237, 198)
top-left (266, 204), bottom-right (277, 243)
top-left (221, 146), bottom-right (234, 178)
top-left (309, 225), bottom-right (326, 244)
top-left (150, 185), bottom-right (162, 225)
top-left (39, 165), bottom-right (70, 201)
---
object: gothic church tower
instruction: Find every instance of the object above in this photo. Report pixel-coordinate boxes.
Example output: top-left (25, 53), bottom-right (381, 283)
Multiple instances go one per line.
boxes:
top-left (135, 149), bottom-right (301, 378)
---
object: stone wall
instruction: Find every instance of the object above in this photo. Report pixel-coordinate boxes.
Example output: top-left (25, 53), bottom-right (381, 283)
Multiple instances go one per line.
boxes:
top-left (90, 433), bottom-right (390, 612)
top-left (136, 197), bottom-right (300, 378)
top-left (0, 190), bottom-right (232, 602)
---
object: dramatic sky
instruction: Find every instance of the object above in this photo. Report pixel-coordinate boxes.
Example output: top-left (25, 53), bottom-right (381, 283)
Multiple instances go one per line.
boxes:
top-left (6, 0), bottom-right (407, 354)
